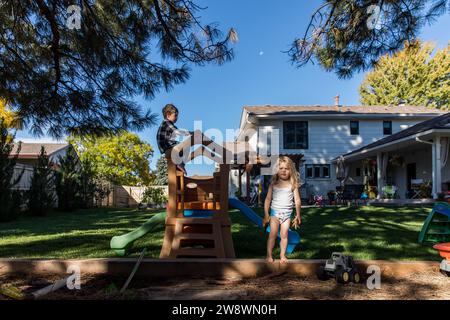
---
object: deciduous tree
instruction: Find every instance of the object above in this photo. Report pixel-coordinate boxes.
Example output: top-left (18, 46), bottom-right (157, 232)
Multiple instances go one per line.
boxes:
top-left (359, 41), bottom-right (450, 109)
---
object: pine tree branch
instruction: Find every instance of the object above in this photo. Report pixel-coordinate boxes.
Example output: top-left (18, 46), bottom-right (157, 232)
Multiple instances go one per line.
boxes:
top-left (34, 0), bottom-right (61, 95)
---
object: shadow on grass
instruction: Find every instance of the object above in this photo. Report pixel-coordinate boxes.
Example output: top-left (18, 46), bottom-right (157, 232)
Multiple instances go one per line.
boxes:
top-left (0, 232), bottom-right (165, 259)
top-left (247, 205), bottom-right (437, 261)
top-left (0, 205), bottom-right (439, 261)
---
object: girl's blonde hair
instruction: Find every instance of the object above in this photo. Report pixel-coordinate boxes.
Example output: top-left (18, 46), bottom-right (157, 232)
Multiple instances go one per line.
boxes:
top-left (271, 156), bottom-right (300, 190)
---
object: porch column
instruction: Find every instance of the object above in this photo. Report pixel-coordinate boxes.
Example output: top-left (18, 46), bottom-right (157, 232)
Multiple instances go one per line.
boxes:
top-left (432, 135), bottom-right (442, 198)
top-left (246, 171), bottom-right (251, 203)
top-left (376, 152), bottom-right (383, 199)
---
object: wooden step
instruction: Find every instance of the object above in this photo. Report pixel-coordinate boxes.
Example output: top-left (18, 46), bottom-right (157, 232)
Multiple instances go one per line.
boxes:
top-left (166, 217), bottom-right (227, 225)
top-left (171, 248), bottom-right (223, 258)
top-left (174, 233), bottom-right (216, 240)
top-left (170, 218), bottom-right (226, 258)
top-left (427, 231), bottom-right (450, 235)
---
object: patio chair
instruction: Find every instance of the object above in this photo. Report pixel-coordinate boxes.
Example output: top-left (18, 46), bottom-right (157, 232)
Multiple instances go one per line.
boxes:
top-left (410, 179), bottom-right (423, 199)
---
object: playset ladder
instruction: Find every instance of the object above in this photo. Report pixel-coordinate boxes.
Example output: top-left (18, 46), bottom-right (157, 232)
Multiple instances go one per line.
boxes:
top-left (160, 217), bottom-right (234, 258)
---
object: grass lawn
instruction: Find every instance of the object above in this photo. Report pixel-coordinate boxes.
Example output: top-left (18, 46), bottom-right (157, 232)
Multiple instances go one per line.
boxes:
top-left (0, 205), bottom-right (439, 261)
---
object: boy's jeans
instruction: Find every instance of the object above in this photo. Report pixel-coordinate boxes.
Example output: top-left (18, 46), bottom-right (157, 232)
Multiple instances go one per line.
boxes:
top-left (165, 148), bottom-right (186, 175)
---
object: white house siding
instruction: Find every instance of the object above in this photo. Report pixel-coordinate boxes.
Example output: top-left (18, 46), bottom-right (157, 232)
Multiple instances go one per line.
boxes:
top-left (234, 117), bottom-right (431, 197)
top-left (11, 164), bottom-right (34, 190)
top-left (49, 146), bottom-right (69, 164)
top-left (229, 170), bottom-right (250, 197)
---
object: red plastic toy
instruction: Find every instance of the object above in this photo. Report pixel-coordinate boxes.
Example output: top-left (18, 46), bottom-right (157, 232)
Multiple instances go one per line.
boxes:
top-left (433, 242), bottom-right (450, 276)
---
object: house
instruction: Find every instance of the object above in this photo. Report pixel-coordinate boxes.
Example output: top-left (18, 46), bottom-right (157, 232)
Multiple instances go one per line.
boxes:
top-left (10, 142), bottom-right (78, 190)
top-left (11, 142), bottom-right (74, 167)
top-left (231, 102), bottom-right (446, 201)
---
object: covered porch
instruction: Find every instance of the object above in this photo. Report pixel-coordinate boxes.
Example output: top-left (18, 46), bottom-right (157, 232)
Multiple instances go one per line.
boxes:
top-left (336, 128), bottom-right (450, 201)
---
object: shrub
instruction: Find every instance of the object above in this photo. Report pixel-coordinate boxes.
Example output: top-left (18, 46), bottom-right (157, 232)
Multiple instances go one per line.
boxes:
top-left (55, 147), bottom-right (82, 211)
top-left (28, 146), bottom-right (55, 216)
top-left (142, 187), bottom-right (167, 207)
top-left (0, 120), bottom-right (23, 222)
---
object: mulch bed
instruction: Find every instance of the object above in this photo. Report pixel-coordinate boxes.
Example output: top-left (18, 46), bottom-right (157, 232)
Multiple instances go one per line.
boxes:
top-left (1, 270), bottom-right (449, 300)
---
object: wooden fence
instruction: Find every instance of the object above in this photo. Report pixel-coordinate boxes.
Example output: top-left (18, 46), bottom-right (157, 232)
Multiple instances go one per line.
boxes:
top-left (102, 185), bottom-right (168, 208)
top-left (10, 164), bottom-right (167, 209)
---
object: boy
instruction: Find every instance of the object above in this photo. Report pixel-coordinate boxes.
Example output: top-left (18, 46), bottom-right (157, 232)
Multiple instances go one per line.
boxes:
top-left (156, 104), bottom-right (191, 174)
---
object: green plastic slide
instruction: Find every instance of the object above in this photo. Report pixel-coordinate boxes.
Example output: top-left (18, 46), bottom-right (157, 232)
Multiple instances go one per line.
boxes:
top-left (110, 211), bottom-right (166, 256)
top-left (418, 202), bottom-right (450, 244)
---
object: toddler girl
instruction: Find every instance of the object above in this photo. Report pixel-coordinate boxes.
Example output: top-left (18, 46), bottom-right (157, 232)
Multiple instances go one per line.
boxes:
top-left (263, 156), bottom-right (301, 263)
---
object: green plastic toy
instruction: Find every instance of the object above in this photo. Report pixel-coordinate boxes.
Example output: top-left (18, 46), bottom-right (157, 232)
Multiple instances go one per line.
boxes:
top-left (418, 202), bottom-right (450, 244)
top-left (110, 212), bottom-right (166, 256)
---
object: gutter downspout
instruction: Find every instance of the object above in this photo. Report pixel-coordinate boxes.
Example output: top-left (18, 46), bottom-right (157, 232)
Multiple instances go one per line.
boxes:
top-left (237, 114), bottom-right (257, 141)
top-left (415, 137), bottom-right (433, 145)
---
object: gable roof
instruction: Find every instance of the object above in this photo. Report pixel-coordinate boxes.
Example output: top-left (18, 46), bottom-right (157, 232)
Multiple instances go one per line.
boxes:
top-left (337, 112), bottom-right (450, 159)
top-left (11, 142), bottom-right (70, 159)
top-left (237, 104), bottom-right (445, 140)
top-left (244, 105), bottom-right (445, 116)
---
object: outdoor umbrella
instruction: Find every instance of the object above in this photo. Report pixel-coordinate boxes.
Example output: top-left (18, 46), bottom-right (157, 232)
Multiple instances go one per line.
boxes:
top-left (336, 156), bottom-right (347, 188)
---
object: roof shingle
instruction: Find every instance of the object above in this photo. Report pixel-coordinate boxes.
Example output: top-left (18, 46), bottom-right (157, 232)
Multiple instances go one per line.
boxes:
top-left (11, 143), bottom-right (69, 157)
top-left (244, 105), bottom-right (445, 115)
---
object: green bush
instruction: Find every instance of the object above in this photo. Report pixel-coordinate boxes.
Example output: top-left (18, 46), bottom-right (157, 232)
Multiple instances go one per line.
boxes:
top-left (142, 187), bottom-right (167, 207)
top-left (28, 146), bottom-right (55, 216)
top-left (55, 147), bottom-right (82, 211)
top-left (0, 120), bottom-right (24, 222)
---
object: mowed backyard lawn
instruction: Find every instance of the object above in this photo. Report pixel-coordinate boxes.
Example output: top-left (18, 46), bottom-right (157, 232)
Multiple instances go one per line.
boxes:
top-left (0, 205), bottom-right (439, 261)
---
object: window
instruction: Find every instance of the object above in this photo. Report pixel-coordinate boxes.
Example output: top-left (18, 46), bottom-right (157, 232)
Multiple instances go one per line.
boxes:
top-left (305, 164), bottom-right (331, 179)
top-left (350, 121), bottom-right (359, 135)
top-left (383, 121), bottom-right (392, 135)
top-left (283, 121), bottom-right (308, 149)
top-left (356, 168), bottom-right (361, 177)
top-left (306, 165), bottom-right (313, 178)
top-left (257, 128), bottom-right (272, 156)
top-left (314, 166), bottom-right (321, 177)
top-left (323, 165), bottom-right (330, 178)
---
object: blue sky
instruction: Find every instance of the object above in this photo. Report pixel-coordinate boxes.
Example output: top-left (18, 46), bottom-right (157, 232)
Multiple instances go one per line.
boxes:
top-left (15, 0), bottom-right (450, 175)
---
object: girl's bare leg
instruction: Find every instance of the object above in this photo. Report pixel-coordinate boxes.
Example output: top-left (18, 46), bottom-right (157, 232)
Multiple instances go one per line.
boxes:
top-left (266, 218), bottom-right (279, 263)
top-left (279, 219), bottom-right (291, 263)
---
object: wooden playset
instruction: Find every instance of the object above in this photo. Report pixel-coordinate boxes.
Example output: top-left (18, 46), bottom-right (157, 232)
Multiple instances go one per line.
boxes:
top-left (159, 133), bottom-right (236, 258)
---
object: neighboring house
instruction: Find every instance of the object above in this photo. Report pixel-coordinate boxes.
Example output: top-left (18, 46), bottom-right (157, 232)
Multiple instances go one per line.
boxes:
top-left (231, 102), bottom-right (446, 200)
top-left (10, 142), bottom-right (77, 190)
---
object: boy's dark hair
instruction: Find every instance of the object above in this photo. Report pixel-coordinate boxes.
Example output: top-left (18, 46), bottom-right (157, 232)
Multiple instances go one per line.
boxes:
top-left (162, 104), bottom-right (178, 119)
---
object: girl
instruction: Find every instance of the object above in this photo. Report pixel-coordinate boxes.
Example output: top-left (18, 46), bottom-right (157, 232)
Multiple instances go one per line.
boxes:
top-left (263, 156), bottom-right (301, 263)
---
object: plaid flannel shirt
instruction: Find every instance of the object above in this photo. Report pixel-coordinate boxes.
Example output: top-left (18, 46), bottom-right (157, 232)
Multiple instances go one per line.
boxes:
top-left (156, 119), bottom-right (190, 154)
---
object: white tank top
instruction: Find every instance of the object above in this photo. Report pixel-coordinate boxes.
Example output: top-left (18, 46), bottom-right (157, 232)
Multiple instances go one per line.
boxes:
top-left (271, 186), bottom-right (294, 212)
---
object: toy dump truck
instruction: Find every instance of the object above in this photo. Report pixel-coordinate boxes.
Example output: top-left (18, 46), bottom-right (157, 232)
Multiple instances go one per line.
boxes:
top-left (316, 252), bottom-right (361, 284)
